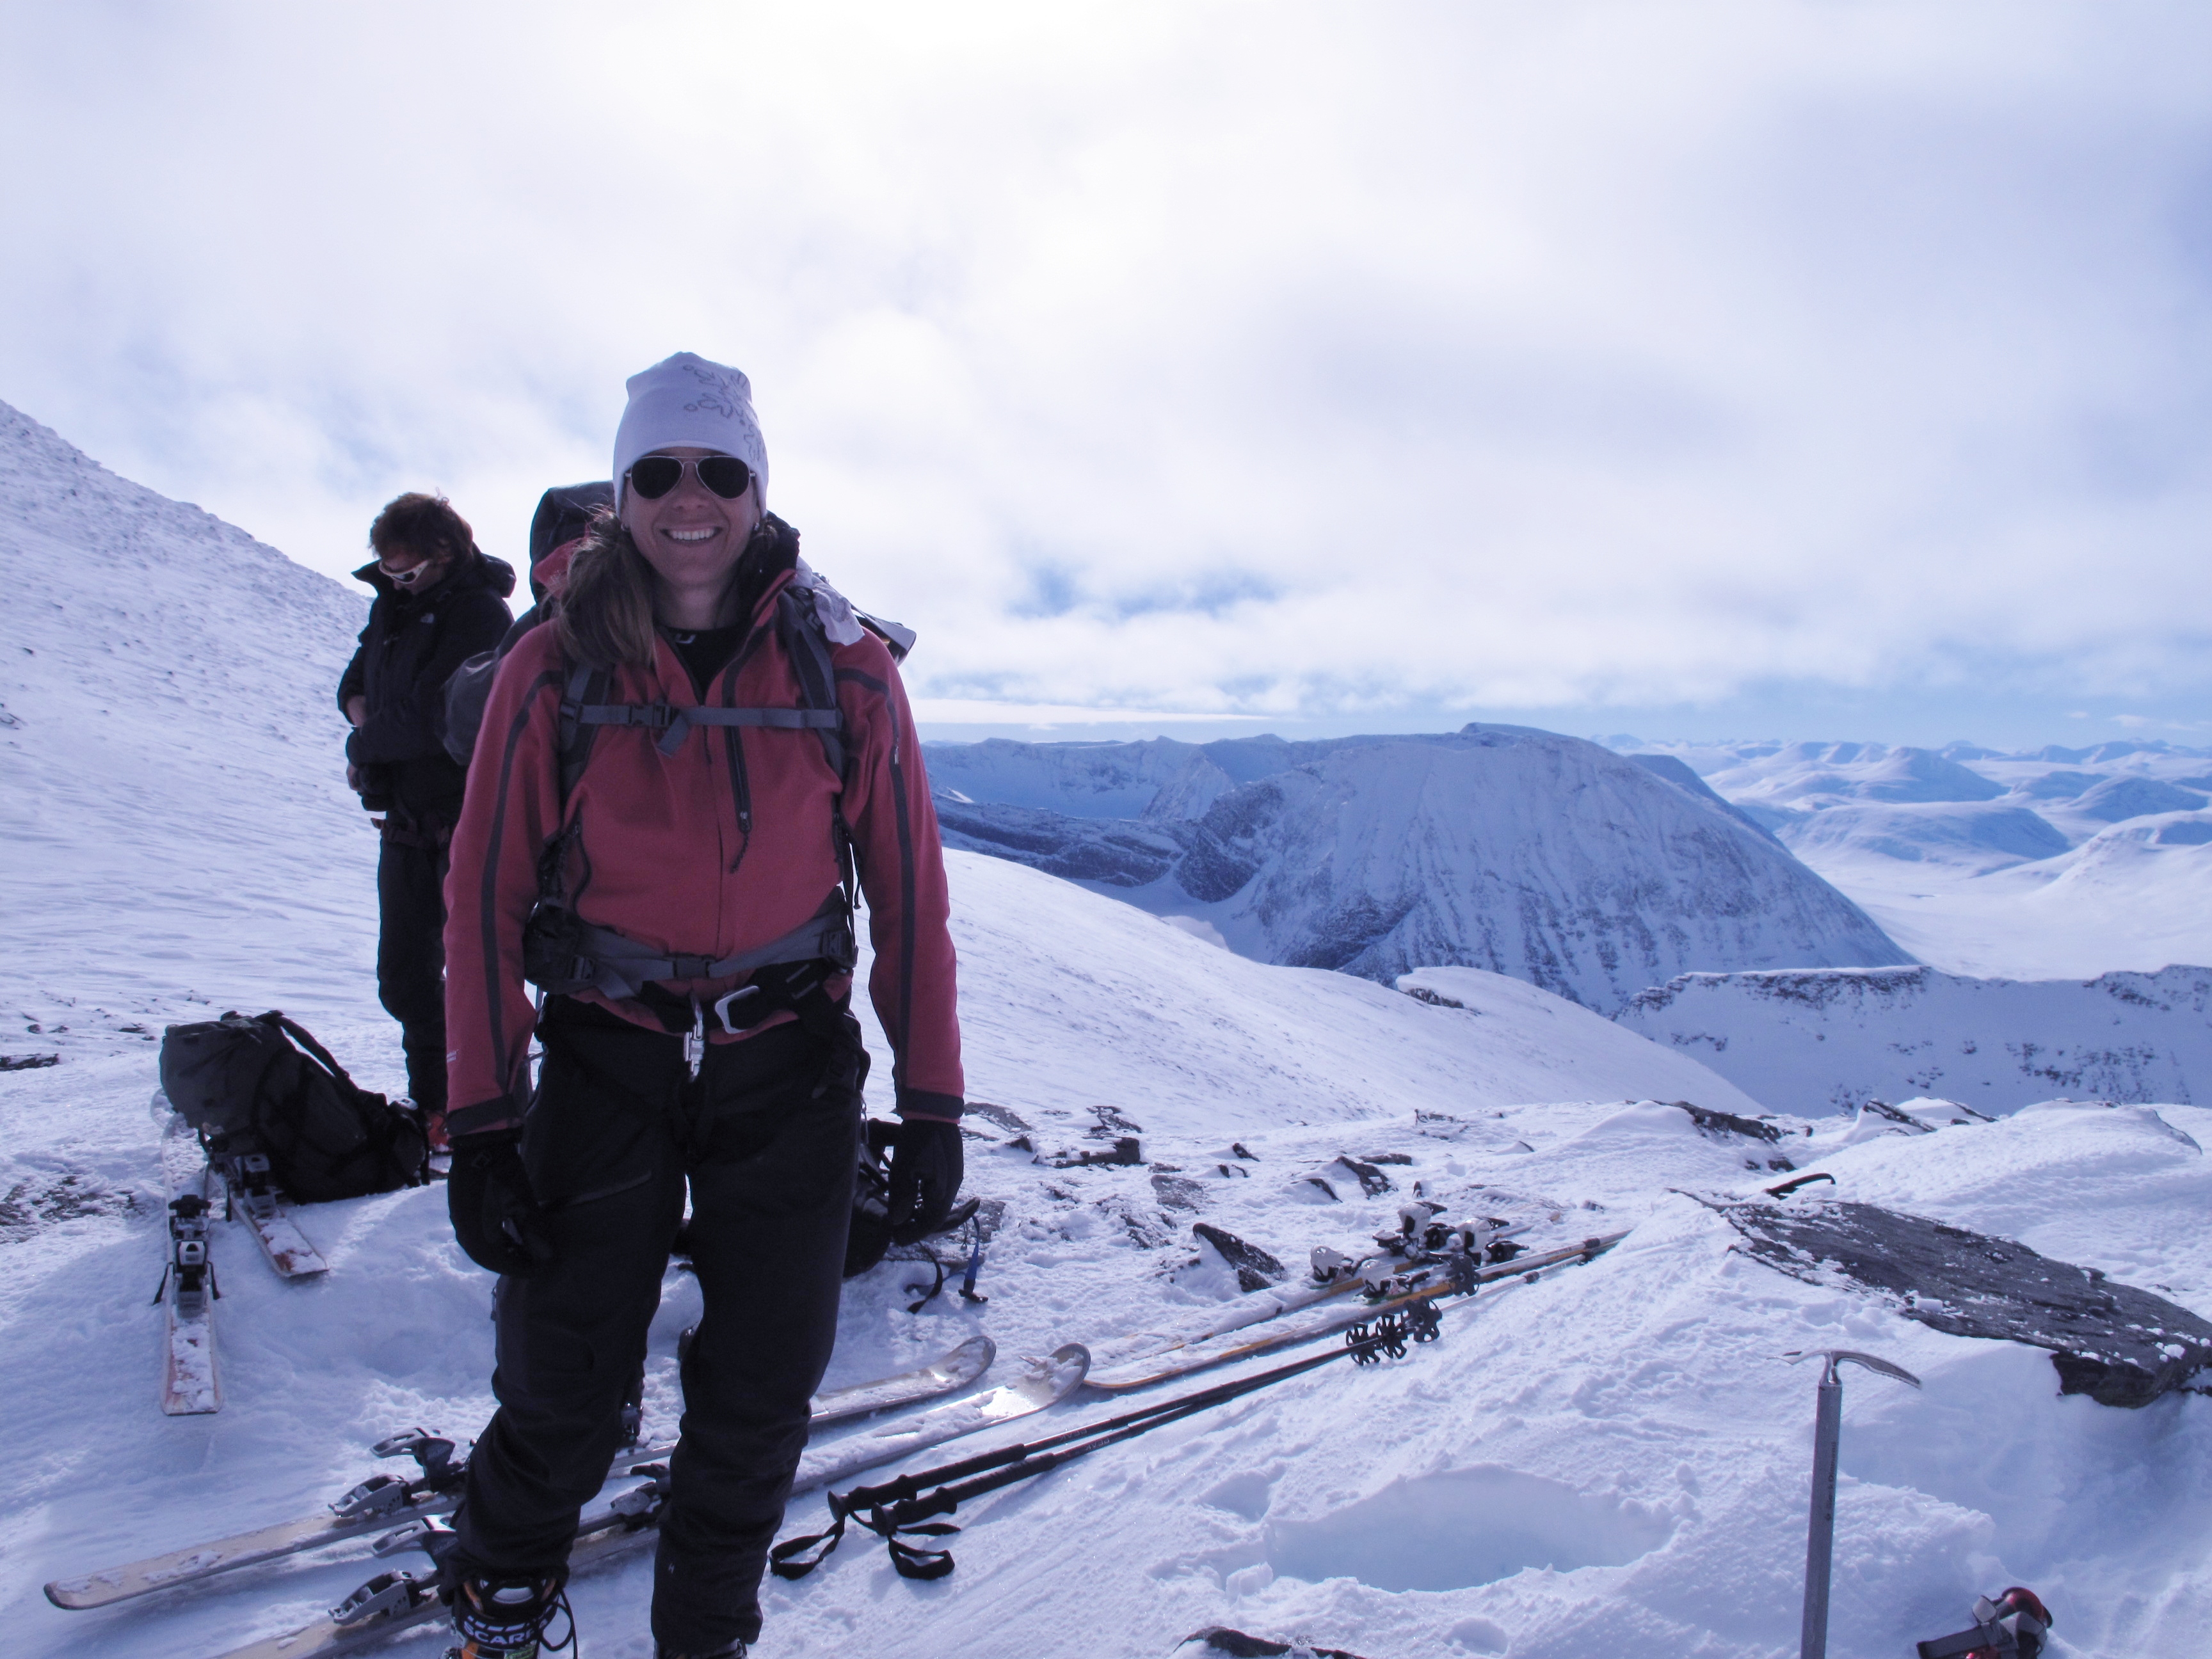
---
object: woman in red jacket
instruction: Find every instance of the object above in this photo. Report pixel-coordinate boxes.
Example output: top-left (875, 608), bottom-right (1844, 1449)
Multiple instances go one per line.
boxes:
top-left (438, 353), bottom-right (965, 1659)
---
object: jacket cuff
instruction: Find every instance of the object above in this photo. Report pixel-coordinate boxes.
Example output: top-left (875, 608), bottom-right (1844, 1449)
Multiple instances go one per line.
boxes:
top-left (445, 1098), bottom-right (524, 1139)
top-left (895, 1089), bottom-right (965, 1123)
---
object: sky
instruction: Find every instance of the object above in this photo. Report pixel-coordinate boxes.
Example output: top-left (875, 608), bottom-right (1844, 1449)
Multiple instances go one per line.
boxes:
top-left (3, 0), bottom-right (2209, 752)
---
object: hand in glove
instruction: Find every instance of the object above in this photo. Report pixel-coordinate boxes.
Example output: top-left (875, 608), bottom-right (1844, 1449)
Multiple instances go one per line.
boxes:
top-left (886, 1116), bottom-right (965, 1245)
top-left (447, 1130), bottom-right (554, 1275)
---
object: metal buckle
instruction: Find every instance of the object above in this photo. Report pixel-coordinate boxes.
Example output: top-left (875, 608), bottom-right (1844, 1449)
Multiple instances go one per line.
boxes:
top-left (712, 984), bottom-right (762, 1034)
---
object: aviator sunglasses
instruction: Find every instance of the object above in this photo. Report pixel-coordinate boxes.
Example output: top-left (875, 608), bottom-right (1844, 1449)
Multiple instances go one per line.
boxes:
top-left (627, 454), bottom-right (755, 501)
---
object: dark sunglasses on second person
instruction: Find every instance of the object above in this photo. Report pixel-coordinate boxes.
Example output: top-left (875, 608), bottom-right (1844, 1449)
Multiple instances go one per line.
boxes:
top-left (627, 454), bottom-right (755, 501)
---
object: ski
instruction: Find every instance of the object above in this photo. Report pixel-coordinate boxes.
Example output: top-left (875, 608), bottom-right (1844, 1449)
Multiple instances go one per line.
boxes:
top-left (792, 1342), bottom-right (1087, 1492)
top-left (1086, 1213), bottom-right (1532, 1375)
top-left (207, 1475), bottom-right (672, 1659)
top-left (206, 1347), bottom-right (1089, 1659)
top-left (810, 1332), bottom-right (994, 1425)
top-left (1087, 1232), bottom-right (1628, 1390)
top-left (217, 1151), bottom-right (328, 1278)
top-left (157, 1113), bottom-right (221, 1416)
top-left (49, 1337), bottom-right (998, 1610)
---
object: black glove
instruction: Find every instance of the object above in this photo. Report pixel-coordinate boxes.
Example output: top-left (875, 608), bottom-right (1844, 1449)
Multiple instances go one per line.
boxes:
top-left (886, 1117), bottom-right (964, 1245)
top-left (447, 1130), bottom-right (554, 1275)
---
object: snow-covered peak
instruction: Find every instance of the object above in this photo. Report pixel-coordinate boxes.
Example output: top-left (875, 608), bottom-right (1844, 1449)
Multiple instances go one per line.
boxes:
top-left (930, 725), bottom-right (1911, 1009)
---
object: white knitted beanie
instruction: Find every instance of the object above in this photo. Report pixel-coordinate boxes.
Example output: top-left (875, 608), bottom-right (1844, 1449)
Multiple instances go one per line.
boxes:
top-left (612, 352), bottom-right (769, 506)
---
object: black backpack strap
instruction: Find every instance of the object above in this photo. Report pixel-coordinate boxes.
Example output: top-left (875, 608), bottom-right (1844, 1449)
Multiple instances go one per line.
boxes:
top-left (556, 664), bottom-right (611, 801)
top-left (259, 1012), bottom-right (362, 1096)
top-left (777, 588), bottom-right (862, 911)
top-left (777, 587), bottom-right (848, 783)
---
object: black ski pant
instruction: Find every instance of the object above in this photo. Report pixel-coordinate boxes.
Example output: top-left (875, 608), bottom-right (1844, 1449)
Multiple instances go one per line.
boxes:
top-left (374, 829), bottom-right (449, 1114)
top-left (452, 995), bottom-right (862, 1653)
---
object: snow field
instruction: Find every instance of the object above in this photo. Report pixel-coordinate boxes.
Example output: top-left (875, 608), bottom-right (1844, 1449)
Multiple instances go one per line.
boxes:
top-left (5, 400), bottom-right (2209, 1658)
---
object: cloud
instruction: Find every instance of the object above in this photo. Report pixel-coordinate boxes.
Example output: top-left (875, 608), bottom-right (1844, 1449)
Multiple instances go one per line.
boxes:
top-left (2, 0), bottom-right (2209, 726)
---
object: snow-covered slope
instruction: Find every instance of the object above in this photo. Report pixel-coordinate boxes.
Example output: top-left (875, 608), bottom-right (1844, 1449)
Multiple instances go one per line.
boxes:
top-left (1613, 737), bottom-right (2212, 978)
top-left (8, 408), bottom-right (2211, 1659)
top-left (943, 858), bottom-right (1772, 1126)
top-left (1615, 963), bottom-right (2212, 1116)
top-left (929, 728), bottom-right (1911, 1010)
top-left (0, 399), bottom-right (381, 1063)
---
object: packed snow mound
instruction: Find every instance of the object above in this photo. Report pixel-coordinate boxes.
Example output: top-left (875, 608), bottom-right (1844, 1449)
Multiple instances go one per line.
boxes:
top-left (1615, 962), bottom-right (2212, 1115)
top-left (0, 400), bottom-right (381, 1056)
top-left (932, 726), bottom-right (1910, 1009)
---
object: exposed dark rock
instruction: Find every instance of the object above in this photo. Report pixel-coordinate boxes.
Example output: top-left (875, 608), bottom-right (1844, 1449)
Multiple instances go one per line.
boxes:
top-left (1151, 1173), bottom-right (1206, 1212)
top-left (1331, 1157), bottom-right (1395, 1198)
top-left (1182, 1627), bottom-right (1368, 1659)
top-left (1192, 1221), bottom-right (1287, 1292)
top-left (1670, 1102), bottom-right (1786, 1143)
top-left (1046, 1137), bottom-right (1142, 1169)
top-left (964, 1101), bottom-right (1032, 1134)
top-left (1087, 1104), bottom-right (1142, 1140)
top-left (0, 1173), bottom-right (140, 1237)
top-left (1710, 1197), bottom-right (2212, 1407)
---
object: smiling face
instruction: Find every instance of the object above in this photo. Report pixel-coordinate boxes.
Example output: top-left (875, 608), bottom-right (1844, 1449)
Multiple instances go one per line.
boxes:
top-left (619, 445), bottom-right (763, 623)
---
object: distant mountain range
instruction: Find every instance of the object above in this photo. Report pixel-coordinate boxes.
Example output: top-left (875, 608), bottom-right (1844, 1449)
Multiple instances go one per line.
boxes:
top-left (924, 729), bottom-right (1910, 1010)
top-left (1601, 737), bottom-right (2212, 980)
top-left (1609, 737), bottom-right (2212, 870)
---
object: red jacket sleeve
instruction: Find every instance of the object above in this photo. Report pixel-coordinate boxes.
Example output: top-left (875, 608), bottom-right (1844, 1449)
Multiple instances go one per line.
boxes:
top-left (441, 634), bottom-right (568, 1135)
top-left (834, 645), bottom-right (965, 1118)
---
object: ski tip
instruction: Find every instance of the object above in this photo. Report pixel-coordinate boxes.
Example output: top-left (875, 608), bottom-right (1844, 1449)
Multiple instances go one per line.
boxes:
top-left (1045, 1342), bottom-right (1091, 1399)
top-left (951, 1332), bottom-right (997, 1370)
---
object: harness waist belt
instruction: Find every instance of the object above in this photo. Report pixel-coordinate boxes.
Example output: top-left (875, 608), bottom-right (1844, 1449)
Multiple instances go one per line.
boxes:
top-left (566, 908), bottom-right (856, 1002)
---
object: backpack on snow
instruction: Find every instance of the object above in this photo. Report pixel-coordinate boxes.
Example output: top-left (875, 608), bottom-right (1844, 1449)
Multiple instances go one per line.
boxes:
top-left (159, 1011), bottom-right (429, 1203)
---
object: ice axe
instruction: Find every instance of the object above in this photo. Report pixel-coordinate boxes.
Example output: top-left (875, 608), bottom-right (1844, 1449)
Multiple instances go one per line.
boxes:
top-left (1784, 1348), bottom-right (1921, 1659)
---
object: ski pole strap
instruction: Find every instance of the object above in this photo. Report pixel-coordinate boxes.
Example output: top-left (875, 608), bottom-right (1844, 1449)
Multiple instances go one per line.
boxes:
top-left (773, 1325), bottom-right (1414, 1583)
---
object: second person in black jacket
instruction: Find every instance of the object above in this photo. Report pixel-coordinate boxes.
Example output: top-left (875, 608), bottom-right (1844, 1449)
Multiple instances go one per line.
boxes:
top-left (338, 492), bottom-right (515, 1135)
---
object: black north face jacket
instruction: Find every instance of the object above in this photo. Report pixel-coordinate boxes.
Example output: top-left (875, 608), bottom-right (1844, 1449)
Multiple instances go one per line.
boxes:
top-left (338, 546), bottom-right (515, 827)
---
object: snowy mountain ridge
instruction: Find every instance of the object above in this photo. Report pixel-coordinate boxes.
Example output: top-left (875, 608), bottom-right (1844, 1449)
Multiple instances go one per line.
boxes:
top-left (1615, 962), bottom-right (2212, 1116)
top-left (927, 729), bottom-right (1911, 1011)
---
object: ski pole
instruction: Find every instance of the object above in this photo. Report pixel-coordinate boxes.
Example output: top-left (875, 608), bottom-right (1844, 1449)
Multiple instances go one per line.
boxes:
top-left (1786, 1349), bottom-right (1921, 1659)
top-left (772, 1307), bottom-right (1438, 1582)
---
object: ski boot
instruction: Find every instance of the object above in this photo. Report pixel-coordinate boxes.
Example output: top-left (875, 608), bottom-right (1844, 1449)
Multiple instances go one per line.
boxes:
top-left (445, 1565), bottom-right (573, 1658)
